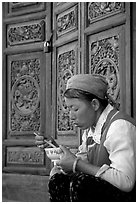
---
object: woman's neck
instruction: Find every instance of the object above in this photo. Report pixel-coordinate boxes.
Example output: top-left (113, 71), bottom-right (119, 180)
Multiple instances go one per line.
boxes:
top-left (92, 106), bottom-right (105, 130)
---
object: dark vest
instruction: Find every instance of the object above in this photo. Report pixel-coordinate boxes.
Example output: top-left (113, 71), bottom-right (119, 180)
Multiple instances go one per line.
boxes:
top-left (87, 108), bottom-right (135, 166)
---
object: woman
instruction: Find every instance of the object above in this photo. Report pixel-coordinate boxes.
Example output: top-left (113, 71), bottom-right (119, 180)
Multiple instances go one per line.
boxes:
top-left (35, 74), bottom-right (136, 202)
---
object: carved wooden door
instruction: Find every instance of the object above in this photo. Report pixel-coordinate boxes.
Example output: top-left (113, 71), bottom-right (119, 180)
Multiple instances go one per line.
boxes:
top-left (3, 2), bottom-right (135, 176)
top-left (3, 2), bottom-right (52, 175)
top-left (52, 2), bottom-right (135, 147)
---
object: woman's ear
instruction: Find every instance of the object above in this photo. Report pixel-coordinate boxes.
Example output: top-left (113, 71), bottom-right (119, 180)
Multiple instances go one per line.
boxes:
top-left (91, 99), bottom-right (100, 111)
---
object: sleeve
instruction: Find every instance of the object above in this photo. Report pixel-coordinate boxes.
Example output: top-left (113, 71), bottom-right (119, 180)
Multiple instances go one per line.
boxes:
top-left (95, 120), bottom-right (136, 192)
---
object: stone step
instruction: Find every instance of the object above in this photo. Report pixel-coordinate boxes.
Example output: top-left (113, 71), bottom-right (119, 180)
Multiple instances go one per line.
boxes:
top-left (2, 173), bottom-right (50, 202)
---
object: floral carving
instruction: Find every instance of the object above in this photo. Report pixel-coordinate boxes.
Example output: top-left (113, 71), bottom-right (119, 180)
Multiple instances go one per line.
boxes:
top-left (57, 6), bottom-right (77, 36)
top-left (57, 49), bottom-right (77, 132)
top-left (12, 76), bottom-right (39, 115)
top-left (7, 148), bottom-right (44, 165)
top-left (10, 58), bottom-right (40, 132)
top-left (7, 20), bottom-right (45, 46)
top-left (90, 35), bottom-right (120, 105)
top-left (88, 2), bottom-right (124, 23)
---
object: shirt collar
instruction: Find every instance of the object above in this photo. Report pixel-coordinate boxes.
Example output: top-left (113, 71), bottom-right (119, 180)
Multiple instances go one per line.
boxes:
top-left (88, 104), bottom-right (114, 144)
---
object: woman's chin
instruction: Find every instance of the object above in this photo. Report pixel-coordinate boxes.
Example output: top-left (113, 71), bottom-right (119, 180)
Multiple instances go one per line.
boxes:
top-left (74, 123), bottom-right (88, 130)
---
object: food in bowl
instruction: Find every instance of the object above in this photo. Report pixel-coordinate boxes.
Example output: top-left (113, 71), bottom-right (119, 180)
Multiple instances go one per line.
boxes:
top-left (45, 147), bottom-right (63, 161)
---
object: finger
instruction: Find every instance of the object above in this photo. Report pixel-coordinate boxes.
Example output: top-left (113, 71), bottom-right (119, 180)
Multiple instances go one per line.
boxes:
top-left (54, 164), bottom-right (62, 170)
top-left (35, 135), bottom-right (44, 140)
top-left (38, 142), bottom-right (50, 148)
top-left (35, 139), bottom-right (44, 145)
top-left (43, 143), bottom-right (50, 148)
top-left (38, 144), bottom-right (45, 148)
top-left (55, 160), bottom-right (61, 166)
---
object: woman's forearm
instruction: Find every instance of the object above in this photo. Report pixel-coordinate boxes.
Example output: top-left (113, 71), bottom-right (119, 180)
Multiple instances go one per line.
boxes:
top-left (75, 159), bottom-right (100, 176)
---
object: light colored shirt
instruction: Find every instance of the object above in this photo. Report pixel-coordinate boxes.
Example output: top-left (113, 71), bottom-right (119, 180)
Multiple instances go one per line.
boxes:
top-left (76, 104), bottom-right (136, 192)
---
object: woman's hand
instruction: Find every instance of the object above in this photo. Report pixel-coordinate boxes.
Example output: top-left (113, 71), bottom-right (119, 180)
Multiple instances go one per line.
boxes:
top-left (35, 133), bottom-right (49, 150)
top-left (56, 145), bottom-right (77, 172)
top-left (49, 165), bottom-right (63, 178)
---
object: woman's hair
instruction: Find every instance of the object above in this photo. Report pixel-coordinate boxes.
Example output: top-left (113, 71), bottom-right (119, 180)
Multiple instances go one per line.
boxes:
top-left (64, 88), bottom-right (108, 108)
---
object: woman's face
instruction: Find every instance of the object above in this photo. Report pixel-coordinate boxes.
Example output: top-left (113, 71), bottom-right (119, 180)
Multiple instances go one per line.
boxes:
top-left (65, 97), bottom-right (96, 130)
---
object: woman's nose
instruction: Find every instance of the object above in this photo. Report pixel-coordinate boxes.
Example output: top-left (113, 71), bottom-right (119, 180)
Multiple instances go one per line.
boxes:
top-left (70, 111), bottom-right (76, 120)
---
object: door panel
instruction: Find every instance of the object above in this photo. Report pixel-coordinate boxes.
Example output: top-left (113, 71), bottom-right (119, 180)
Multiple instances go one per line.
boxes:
top-left (52, 2), bottom-right (80, 147)
top-left (8, 52), bottom-right (42, 135)
top-left (88, 26), bottom-right (125, 110)
top-left (56, 42), bottom-right (79, 147)
top-left (7, 20), bottom-right (45, 46)
top-left (3, 2), bottom-right (52, 175)
top-left (87, 2), bottom-right (125, 24)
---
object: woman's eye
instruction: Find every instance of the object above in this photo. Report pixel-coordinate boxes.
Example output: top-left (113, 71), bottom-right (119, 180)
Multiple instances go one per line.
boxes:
top-left (69, 106), bottom-right (79, 112)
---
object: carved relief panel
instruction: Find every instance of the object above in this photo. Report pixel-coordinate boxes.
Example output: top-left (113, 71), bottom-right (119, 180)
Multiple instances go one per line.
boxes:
top-left (56, 4), bottom-right (78, 38)
top-left (87, 2), bottom-right (125, 24)
top-left (7, 20), bottom-right (45, 47)
top-left (7, 147), bottom-right (44, 166)
top-left (89, 28), bottom-right (125, 107)
top-left (8, 53), bottom-right (42, 134)
top-left (57, 42), bottom-right (78, 135)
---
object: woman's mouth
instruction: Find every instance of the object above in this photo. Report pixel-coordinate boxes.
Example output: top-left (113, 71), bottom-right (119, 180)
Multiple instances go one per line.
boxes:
top-left (73, 123), bottom-right (87, 130)
top-left (74, 123), bottom-right (83, 128)
top-left (73, 123), bottom-right (79, 127)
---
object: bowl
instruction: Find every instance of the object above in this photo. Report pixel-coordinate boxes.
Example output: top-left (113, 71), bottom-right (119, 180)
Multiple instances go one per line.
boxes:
top-left (45, 147), bottom-right (63, 161)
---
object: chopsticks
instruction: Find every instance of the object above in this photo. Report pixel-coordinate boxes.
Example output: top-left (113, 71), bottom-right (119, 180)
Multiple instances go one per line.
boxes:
top-left (44, 139), bottom-right (57, 148)
top-left (34, 132), bottom-right (57, 148)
